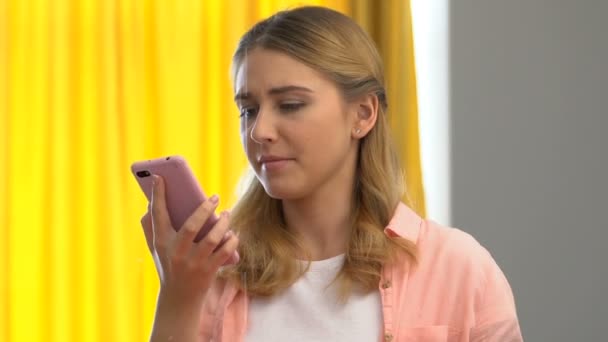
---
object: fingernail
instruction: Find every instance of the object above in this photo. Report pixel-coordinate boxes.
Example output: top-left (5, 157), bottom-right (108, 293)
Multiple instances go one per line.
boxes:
top-left (221, 210), bottom-right (229, 218)
top-left (209, 195), bottom-right (219, 204)
top-left (151, 175), bottom-right (158, 186)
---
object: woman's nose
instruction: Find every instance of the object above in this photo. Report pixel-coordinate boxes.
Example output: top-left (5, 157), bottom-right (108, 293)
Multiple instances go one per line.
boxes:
top-left (249, 109), bottom-right (278, 144)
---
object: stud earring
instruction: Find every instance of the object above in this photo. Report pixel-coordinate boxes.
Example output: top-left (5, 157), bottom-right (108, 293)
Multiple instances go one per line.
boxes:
top-left (355, 128), bottom-right (361, 134)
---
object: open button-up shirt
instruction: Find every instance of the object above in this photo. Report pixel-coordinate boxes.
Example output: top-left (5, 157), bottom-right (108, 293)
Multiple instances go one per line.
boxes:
top-left (199, 203), bottom-right (523, 341)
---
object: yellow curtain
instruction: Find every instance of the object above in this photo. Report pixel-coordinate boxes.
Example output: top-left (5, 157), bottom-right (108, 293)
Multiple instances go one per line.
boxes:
top-left (352, 0), bottom-right (426, 215)
top-left (0, 0), bottom-right (424, 341)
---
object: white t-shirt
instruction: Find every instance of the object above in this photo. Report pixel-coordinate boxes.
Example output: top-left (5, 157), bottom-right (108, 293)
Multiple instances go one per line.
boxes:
top-left (245, 254), bottom-right (383, 342)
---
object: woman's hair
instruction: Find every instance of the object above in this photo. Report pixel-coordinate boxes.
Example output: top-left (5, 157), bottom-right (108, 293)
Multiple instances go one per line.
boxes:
top-left (222, 6), bottom-right (417, 300)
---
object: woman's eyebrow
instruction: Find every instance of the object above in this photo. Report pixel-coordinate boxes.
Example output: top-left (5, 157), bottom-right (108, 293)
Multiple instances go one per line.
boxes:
top-left (268, 85), bottom-right (313, 95)
top-left (234, 85), bottom-right (313, 102)
top-left (234, 92), bottom-right (250, 102)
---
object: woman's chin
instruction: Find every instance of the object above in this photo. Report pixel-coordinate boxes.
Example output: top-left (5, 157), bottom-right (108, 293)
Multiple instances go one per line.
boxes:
top-left (261, 181), bottom-right (305, 200)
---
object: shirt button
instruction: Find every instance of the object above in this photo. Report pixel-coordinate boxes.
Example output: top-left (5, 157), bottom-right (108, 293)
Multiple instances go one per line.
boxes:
top-left (384, 332), bottom-right (394, 341)
top-left (381, 281), bottom-right (392, 289)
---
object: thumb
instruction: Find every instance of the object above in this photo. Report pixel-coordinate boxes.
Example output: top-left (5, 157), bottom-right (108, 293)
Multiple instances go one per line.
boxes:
top-left (150, 175), bottom-right (173, 242)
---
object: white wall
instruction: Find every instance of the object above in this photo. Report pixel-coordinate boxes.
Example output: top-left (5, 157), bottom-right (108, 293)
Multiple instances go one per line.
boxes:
top-left (411, 0), bottom-right (451, 226)
top-left (450, 1), bottom-right (608, 340)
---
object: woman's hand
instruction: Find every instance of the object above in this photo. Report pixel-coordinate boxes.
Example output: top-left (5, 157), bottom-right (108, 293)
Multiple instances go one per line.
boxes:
top-left (140, 175), bottom-right (239, 341)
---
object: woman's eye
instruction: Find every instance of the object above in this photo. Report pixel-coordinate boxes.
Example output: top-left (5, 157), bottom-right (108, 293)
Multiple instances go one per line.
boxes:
top-left (239, 106), bottom-right (258, 118)
top-left (279, 102), bottom-right (305, 112)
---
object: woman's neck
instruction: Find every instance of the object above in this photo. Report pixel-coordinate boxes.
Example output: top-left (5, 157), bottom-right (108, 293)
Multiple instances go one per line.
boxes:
top-left (282, 182), bottom-right (354, 261)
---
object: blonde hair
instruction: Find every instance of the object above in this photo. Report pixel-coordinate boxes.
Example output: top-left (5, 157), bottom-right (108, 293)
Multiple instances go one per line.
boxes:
top-left (222, 6), bottom-right (417, 300)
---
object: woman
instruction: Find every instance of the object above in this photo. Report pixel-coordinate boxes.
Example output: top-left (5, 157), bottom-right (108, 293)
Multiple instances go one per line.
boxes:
top-left (141, 6), bottom-right (523, 342)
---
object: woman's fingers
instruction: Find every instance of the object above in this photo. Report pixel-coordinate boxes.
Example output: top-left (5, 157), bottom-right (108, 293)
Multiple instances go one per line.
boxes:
top-left (146, 179), bottom-right (238, 284)
top-left (193, 211), bottom-right (232, 260)
top-left (208, 231), bottom-right (239, 269)
top-left (150, 175), bottom-right (173, 249)
top-left (175, 196), bottom-right (220, 254)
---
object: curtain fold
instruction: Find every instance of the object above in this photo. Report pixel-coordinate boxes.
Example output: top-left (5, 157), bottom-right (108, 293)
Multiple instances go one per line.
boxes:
top-left (0, 1), bottom-right (423, 340)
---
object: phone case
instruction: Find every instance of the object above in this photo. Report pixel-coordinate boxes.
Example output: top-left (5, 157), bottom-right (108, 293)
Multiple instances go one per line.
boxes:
top-left (130, 155), bottom-right (218, 242)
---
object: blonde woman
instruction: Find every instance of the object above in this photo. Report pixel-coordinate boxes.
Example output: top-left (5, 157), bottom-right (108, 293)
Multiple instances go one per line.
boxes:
top-left (141, 6), bottom-right (523, 342)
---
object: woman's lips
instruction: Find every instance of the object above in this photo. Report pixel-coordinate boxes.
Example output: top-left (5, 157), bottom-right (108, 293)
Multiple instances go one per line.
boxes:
top-left (260, 158), bottom-right (292, 172)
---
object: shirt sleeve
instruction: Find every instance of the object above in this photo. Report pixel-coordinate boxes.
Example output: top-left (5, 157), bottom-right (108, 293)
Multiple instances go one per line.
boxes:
top-left (470, 248), bottom-right (524, 342)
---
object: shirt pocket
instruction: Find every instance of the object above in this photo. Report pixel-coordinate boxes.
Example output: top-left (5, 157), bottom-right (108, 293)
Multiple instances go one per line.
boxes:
top-left (398, 325), bottom-right (461, 342)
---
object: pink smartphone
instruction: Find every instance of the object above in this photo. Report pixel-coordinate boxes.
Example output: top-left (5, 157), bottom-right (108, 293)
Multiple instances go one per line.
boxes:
top-left (131, 155), bottom-right (239, 263)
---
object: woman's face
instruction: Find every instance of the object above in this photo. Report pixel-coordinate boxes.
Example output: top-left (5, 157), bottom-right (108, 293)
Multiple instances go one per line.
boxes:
top-left (234, 48), bottom-right (359, 200)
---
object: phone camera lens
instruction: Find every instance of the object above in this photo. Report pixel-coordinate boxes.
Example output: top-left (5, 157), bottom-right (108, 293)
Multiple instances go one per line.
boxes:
top-left (166, 157), bottom-right (171, 160)
top-left (136, 170), bottom-right (151, 178)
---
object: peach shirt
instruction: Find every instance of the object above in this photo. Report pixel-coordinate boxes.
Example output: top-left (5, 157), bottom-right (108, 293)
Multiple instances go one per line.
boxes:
top-left (199, 203), bottom-right (523, 341)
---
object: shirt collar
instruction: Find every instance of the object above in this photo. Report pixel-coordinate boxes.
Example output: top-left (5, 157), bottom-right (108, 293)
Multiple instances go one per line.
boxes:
top-left (384, 202), bottom-right (423, 243)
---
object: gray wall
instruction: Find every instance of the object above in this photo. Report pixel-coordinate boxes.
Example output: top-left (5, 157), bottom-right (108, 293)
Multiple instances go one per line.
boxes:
top-left (450, 1), bottom-right (607, 340)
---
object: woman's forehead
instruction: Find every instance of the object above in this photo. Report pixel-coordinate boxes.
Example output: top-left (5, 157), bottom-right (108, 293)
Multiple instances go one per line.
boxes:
top-left (234, 49), bottom-right (332, 96)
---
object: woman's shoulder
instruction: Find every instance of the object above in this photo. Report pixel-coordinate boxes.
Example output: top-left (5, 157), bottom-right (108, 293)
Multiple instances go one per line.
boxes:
top-left (388, 203), bottom-right (507, 294)
top-left (389, 209), bottom-right (520, 335)
top-left (415, 221), bottom-right (521, 338)
top-left (419, 219), bottom-right (493, 266)
top-left (388, 203), bottom-right (495, 272)
top-left (411, 218), bottom-right (507, 295)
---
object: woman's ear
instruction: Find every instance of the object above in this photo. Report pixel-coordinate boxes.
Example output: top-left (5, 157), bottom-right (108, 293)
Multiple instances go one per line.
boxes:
top-left (352, 93), bottom-right (379, 139)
